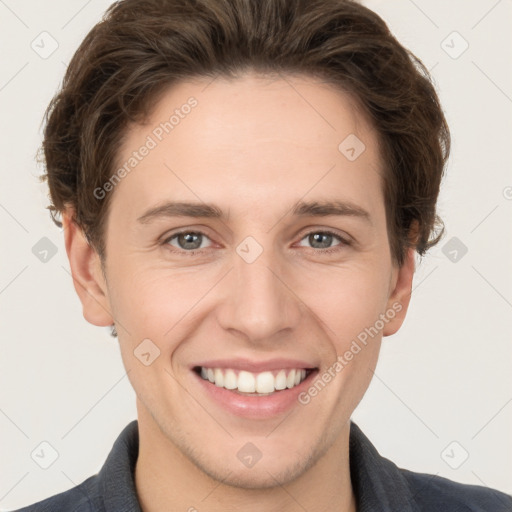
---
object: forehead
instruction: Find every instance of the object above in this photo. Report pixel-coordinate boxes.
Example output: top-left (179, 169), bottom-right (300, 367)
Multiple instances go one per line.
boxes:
top-left (109, 72), bottom-right (384, 225)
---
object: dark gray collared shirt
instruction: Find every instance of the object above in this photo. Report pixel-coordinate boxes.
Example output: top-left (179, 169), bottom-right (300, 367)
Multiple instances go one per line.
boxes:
top-left (13, 420), bottom-right (512, 511)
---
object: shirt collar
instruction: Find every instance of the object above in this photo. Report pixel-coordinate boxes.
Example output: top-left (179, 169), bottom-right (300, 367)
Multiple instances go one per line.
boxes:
top-left (349, 422), bottom-right (421, 512)
top-left (98, 420), bottom-right (420, 511)
top-left (99, 420), bottom-right (142, 512)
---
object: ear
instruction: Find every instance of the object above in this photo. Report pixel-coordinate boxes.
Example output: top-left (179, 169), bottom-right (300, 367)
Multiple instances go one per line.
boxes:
top-left (382, 246), bottom-right (416, 337)
top-left (62, 208), bottom-right (114, 327)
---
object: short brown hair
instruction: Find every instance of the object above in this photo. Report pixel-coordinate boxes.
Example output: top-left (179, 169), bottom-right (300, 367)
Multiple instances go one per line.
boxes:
top-left (41, 0), bottom-right (450, 267)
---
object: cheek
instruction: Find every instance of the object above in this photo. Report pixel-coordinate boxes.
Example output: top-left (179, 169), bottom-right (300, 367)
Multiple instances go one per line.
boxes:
top-left (309, 267), bottom-right (389, 392)
top-left (298, 262), bottom-right (391, 341)
top-left (108, 265), bottom-right (218, 343)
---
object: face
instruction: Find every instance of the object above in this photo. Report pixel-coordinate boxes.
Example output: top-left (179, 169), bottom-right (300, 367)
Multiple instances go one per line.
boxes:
top-left (67, 72), bottom-right (414, 488)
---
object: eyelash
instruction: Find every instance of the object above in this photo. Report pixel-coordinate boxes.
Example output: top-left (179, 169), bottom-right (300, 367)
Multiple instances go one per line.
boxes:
top-left (161, 229), bottom-right (351, 256)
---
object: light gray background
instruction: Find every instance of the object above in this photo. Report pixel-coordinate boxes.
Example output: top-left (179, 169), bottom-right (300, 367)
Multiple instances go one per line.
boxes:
top-left (1, 0), bottom-right (511, 509)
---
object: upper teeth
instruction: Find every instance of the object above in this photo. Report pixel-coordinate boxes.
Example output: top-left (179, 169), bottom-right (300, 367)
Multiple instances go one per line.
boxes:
top-left (199, 367), bottom-right (308, 393)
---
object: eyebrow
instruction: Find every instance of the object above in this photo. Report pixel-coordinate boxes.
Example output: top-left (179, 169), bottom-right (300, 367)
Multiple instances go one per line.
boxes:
top-left (136, 199), bottom-right (371, 224)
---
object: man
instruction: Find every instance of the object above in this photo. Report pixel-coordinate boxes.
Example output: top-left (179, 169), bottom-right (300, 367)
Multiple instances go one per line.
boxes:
top-left (15, 0), bottom-right (512, 510)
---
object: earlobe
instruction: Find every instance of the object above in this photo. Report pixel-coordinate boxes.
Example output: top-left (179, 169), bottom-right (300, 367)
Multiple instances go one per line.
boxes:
top-left (383, 247), bottom-right (416, 337)
top-left (62, 208), bottom-right (114, 327)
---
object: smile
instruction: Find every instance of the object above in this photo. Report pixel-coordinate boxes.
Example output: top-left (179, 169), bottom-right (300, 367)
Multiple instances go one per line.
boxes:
top-left (194, 366), bottom-right (313, 395)
top-left (190, 358), bottom-right (319, 418)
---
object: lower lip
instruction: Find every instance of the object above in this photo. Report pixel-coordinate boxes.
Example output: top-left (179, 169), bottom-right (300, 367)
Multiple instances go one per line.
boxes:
top-left (192, 369), bottom-right (318, 419)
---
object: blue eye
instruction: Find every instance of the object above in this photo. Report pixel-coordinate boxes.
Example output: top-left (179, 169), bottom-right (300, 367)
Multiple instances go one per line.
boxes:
top-left (162, 229), bottom-right (350, 256)
top-left (297, 230), bottom-right (349, 253)
top-left (164, 231), bottom-right (212, 253)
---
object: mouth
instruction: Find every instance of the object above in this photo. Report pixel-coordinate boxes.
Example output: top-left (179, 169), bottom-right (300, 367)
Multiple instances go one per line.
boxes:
top-left (189, 359), bottom-right (319, 419)
top-left (193, 366), bottom-right (316, 396)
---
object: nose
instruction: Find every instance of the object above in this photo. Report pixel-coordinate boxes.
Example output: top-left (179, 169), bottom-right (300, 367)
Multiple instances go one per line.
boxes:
top-left (216, 243), bottom-right (303, 345)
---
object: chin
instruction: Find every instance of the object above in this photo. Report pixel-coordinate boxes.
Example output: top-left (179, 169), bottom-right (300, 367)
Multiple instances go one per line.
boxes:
top-left (199, 457), bottom-right (312, 490)
top-left (191, 438), bottom-right (324, 490)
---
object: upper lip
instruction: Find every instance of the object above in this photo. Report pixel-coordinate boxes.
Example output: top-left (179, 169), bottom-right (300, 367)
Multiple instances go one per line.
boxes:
top-left (192, 358), bottom-right (318, 373)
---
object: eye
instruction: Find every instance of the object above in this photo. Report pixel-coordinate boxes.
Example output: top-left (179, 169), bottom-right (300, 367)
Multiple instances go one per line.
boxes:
top-left (161, 228), bottom-right (350, 256)
top-left (163, 231), bottom-right (213, 253)
top-left (296, 230), bottom-right (349, 252)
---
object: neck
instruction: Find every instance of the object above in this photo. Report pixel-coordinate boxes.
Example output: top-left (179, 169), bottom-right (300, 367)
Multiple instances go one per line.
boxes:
top-left (134, 403), bottom-right (357, 512)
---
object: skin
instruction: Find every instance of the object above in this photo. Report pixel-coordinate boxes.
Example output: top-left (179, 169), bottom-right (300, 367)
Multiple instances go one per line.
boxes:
top-left (63, 72), bottom-right (415, 512)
